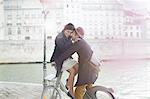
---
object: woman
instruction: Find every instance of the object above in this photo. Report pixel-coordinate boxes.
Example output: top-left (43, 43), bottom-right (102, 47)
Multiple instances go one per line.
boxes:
top-left (50, 23), bottom-right (78, 98)
top-left (55, 27), bottom-right (100, 99)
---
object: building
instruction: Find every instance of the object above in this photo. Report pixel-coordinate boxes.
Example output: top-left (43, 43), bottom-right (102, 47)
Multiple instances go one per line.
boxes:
top-left (0, 0), bottom-right (4, 40)
top-left (4, 0), bottom-right (43, 40)
top-left (145, 18), bottom-right (150, 39)
top-left (2, 0), bottom-right (149, 40)
top-left (64, 0), bottom-right (124, 39)
top-left (123, 10), bottom-right (144, 39)
top-left (63, 0), bottom-right (83, 28)
top-left (3, 0), bottom-right (66, 40)
top-left (145, 12), bottom-right (150, 39)
top-left (83, 0), bottom-right (124, 39)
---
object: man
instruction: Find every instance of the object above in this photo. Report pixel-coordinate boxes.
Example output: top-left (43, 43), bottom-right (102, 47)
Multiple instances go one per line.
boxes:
top-left (55, 27), bottom-right (100, 99)
top-left (50, 23), bottom-right (78, 98)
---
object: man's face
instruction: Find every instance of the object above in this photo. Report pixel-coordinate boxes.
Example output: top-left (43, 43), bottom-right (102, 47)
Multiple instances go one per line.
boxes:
top-left (64, 30), bottom-right (73, 38)
top-left (70, 31), bottom-right (77, 41)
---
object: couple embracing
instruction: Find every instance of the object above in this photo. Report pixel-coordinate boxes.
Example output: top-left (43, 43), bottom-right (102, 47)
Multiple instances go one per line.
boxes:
top-left (50, 23), bottom-right (100, 99)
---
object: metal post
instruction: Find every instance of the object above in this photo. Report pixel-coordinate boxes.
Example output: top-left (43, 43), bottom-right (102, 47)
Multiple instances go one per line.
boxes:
top-left (43, 10), bottom-right (49, 88)
top-left (40, 1), bottom-right (49, 98)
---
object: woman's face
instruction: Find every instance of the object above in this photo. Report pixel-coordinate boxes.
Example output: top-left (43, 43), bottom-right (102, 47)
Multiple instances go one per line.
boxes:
top-left (64, 29), bottom-right (73, 38)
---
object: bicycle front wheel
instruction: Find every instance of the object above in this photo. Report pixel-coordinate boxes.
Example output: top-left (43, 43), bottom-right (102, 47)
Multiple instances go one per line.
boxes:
top-left (42, 85), bottom-right (62, 99)
top-left (84, 86), bottom-right (115, 99)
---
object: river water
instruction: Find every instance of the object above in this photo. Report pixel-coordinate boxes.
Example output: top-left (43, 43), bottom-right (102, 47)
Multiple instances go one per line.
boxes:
top-left (0, 60), bottom-right (150, 99)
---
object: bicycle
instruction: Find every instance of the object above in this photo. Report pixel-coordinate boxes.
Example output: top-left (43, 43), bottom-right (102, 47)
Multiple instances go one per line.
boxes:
top-left (41, 63), bottom-right (115, 99)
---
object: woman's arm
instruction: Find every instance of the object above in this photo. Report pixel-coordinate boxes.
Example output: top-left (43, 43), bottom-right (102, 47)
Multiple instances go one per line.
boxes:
top-left (55, 37), bottom-right (72, 51)
top-left (55, 41), bottom-right (80, 77)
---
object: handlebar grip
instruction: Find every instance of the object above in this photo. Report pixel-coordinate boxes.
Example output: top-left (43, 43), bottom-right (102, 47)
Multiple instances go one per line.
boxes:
top-left (50, 62), bottom-right (56, 67)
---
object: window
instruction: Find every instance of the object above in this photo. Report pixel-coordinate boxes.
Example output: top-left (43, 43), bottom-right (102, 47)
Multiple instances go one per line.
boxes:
top-left (17, 27), bottom-right (21, 34)
top-left (32, 14), bottom-right (36, 18)
top-left (7, 15), bottom-right (12, 19)
top-left (125, 32), bottom-right (128, 37)
top-left (16, 15), bottom-right (21, 19)
top-left (130, 32), bottom-right (133, 37)
top-left (25, 14), bottom-right (29, 19)
top-left (119, 25), bottom-right (121, 29)
top-left (67, 4), bottom-right (69, 8)
top-left (8, 28), bottom-right (12, 35)
top-left (25, 36), bottom-right (30, 40)
top-left (7, 23), bottom-right (12, 26)
top-left (16, 23), bottom-right (21, 26)
top-left (47, 36), bottom-right (52, 39)
top-left (137, 32), bottom-right (139, 37)
top-left (101, 31), bottom-right (103, 36)
top-left (26, 28), bottom-right (29, 32)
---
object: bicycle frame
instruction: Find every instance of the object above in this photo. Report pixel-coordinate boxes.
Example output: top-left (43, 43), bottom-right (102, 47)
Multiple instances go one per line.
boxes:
top-left (56, 72), bottom-right (68, 94)
top-left (41, 64), bottom-right (115, 99)
top-left (41, 72), bottom-right (69, 99)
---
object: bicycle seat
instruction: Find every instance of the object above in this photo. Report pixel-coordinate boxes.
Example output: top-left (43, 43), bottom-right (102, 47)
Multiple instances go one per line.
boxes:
top-left (44, 74), bottom-right (56, 81)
